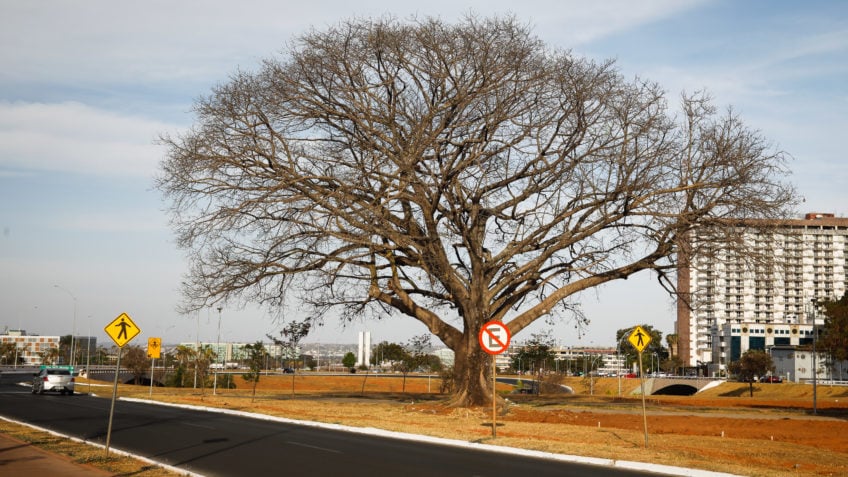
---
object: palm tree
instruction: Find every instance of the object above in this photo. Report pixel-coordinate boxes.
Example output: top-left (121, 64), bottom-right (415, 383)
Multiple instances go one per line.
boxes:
top-left (40, 346), bottom-right (61, 365)
top-left (0, 342), bottom-right (16, 364)
top-left (173, 345), bottom-right (196, 387)
top-left (665, 334), bottom-right (681, 374)
top-left (195, 346), bottom-right (216, 397)
top-left (665, 334), bottom-right (678, 358)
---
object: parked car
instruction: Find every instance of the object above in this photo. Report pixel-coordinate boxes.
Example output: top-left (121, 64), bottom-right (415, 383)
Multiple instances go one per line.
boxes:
top-left (759, 375), bottom-right (783, 383)
top-left (31, 366), bottom-right (75, 395)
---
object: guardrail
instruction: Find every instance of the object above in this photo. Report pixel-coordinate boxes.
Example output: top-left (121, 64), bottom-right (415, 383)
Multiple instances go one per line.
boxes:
top-left (804, 379), bottom-right (848, 386)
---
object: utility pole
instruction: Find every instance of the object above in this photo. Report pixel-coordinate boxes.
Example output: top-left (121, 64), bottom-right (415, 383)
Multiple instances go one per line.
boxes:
top-left (214, 306), bottom-right (222, 395)
top-left (811, 298), bottom-right (818, 415)
top-left (54, 285), bottom-right (77, 367)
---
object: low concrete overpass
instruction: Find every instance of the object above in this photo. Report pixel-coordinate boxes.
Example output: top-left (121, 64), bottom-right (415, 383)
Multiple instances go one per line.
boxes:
top-left (639, 377), bottom-right (724, 396)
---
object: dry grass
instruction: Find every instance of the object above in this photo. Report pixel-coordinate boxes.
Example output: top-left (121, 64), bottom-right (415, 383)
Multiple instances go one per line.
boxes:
top-left (0, 418), bottom-right (183, 476)
top-left (13, 374), bottom-right (848, 477)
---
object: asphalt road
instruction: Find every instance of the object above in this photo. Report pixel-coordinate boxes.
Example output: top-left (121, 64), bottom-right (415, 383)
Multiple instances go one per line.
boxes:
top-left (1, 370), bottom-right (667, 477)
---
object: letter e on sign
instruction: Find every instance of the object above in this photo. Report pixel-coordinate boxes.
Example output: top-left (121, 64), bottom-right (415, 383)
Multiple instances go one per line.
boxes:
top-left (479, 321), bottom-right (511, 355)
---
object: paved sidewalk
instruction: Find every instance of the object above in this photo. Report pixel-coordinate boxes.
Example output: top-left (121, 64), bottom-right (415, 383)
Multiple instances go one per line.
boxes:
top-left (0, 432), bottom-right (113, 476)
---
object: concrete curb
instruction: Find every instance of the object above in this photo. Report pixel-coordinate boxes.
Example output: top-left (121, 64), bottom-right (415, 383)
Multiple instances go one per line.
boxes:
top-left (0, 414), bottom-right (202, 477)
top-left (122, 397), bottom-right (742, 477)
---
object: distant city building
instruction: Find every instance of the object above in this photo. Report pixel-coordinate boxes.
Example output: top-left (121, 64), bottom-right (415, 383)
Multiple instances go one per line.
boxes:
top-left (0, 331), bottom-right (60, 366)
top-left (433, 348), bottom-right (455, 367)
top-left (502, 342), bottom-right (626, 375)
top-left (678, 212), bottom-right (848, 371)
top-left (712, 321), bottom-right (817, 376)
top-left (356, 331), bottom-right (371, 367)
top-left (179, 341), bottom-right (299, 364)
top-left (769, 346), bottom-right (847, 383)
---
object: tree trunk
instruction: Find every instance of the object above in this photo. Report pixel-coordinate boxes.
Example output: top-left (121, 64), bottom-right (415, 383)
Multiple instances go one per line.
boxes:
top-left (445, 332), bottom-right (492, 407)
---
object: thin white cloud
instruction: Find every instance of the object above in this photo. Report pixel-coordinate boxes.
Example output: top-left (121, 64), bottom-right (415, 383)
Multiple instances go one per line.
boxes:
top-left (529, 0), bottom-right (708, 45)
top-left (0, 1), bottom-right (707, 179)
top-left (0, 101), bottom-right (173, 177)
top-left (762, 28), bottom-right (848, 67)
top-left (48, 211), bottom-right (169, 234)
top-left (1, 0), bottom-right (705, 86)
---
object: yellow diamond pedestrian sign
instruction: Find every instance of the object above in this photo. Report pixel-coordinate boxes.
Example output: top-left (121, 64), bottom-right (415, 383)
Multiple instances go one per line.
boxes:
top-left (628, 325), bottom-right (651, 352)
top-left (105, 312), bottom-right (141, 348)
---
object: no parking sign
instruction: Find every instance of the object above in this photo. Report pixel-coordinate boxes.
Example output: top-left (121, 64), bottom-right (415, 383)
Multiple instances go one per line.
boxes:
top-left (478, 321), bottom-right (511, 355)
top-left (479, 321), bottom-right (511, 438)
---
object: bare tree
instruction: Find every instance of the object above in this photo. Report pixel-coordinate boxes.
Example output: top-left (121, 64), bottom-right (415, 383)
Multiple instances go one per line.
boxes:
top-left (398, 334), bottom-right (432, 393)
top-left (122, 345), bottom-right (149, 385)
top-left (158, 15), bottom-right (796, 406)
top-left (267, 320), bottom-right (311, 395)
top-left (242, 341), bottom-right (268, 402)
top-left (728, 350), bottom-right (774, 397)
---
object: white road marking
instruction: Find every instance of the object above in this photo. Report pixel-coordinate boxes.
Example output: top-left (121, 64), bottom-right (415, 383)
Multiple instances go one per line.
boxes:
top-left (286, 440), bottom-right (342, 454)
top-left (184, 421), bottom-right (216, 430)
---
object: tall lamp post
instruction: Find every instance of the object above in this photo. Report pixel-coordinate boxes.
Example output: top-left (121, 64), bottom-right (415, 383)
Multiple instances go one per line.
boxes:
top-left (216, 306), bottom-right (223, 365)
top-left (811, 298), bottom-right (818, 415)
top-left (214, 306), bottom-right (222, 395)
top-left (54, 284), bottom-right (77, 367)
top-left (616, 329), bottom-right (634, 397)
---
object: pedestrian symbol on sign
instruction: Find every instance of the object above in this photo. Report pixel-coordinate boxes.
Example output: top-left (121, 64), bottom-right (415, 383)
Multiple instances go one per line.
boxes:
top-left (147, 337), bottom-right (162, 359)
top-left (628, 325), bottom-right (652, 352)
top-left (116, 317), bottom-right (130, 340)
top-left (104, 313), bottom-right (141, 348)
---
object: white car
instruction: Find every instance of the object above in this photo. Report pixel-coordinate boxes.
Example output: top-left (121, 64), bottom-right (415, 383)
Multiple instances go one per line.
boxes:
top-left (31, 366), bottom-right (75, 395)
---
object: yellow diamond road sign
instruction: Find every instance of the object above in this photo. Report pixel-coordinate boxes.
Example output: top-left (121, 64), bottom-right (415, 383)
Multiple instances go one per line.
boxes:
top-left (628, 325), bottom-right (651, 352)
top-left (105, 312), bottom-right (141, 348)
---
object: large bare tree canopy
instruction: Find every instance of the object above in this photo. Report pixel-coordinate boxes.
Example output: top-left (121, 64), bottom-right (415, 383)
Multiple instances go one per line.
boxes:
top-left (158, 16), bottom-right (796, 406)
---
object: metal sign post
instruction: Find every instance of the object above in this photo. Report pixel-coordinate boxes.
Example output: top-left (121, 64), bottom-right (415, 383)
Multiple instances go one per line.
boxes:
top-left (149, 358), bottom-right (155, 397)
top-left (105, 347), bottom-right (121, 457)
top-left (491, 355), bottom-right (497, 437)
top-left (628, 326), bottom-right (652, 448)
top-left (479, 321), bottom-right (511, 438)
top-left (147, 337), bottom-right (161, 397)
top-left (103, 312), bottom-right (141, 457)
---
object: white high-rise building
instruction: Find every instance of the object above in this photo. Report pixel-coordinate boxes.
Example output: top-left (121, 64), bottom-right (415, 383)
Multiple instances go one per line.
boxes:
top-left (356, 331), bottom-right (371, 367)
top-left (677, 213), bottom-right (848, 370)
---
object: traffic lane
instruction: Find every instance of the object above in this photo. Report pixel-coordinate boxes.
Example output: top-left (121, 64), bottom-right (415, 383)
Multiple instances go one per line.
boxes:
top-left (0, 384), bottom-right (109, 432)
top-left (1, 384), bottom-right (660, 477)
top-left (102, 403), bottom-right (659, 477)
top-left (0, 384), bottom-right (199, 450)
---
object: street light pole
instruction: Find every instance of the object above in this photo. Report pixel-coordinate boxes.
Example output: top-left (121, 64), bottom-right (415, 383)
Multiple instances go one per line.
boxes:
top-left (54, 285), bottom-right (77, 367)
top-left (194, 312), bottom-right (199, 389)
top-left (216, 307), bottom-right (223, 364)
top-left (616, 329), bottom-right (633, 397)
top-left (214, 306), bottom-right (222, 395)
top-left (811, 298), bottom-right (818, 415)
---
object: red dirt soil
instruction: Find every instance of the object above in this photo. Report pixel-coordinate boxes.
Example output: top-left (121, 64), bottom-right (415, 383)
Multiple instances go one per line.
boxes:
top-left (126, 373), bottom-right (848, 476)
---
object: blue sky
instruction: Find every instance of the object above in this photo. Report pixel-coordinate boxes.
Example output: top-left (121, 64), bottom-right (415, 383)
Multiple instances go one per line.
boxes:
top-left (1, 0), bottom-right (846, 349)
